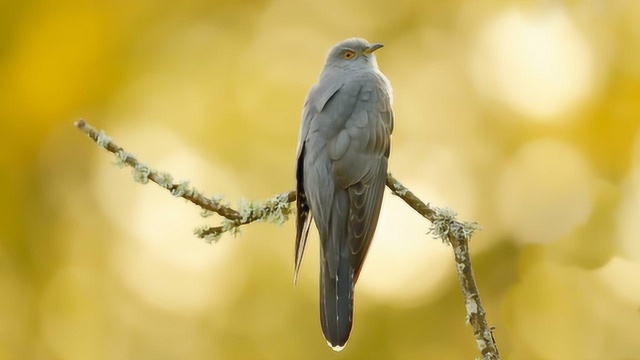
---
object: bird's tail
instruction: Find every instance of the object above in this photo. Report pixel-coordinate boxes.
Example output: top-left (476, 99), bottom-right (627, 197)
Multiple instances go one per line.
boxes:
top-left (320, 257), bottom-right (354, 351)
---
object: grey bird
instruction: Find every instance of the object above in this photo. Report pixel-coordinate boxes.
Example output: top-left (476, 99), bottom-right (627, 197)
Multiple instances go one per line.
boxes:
top-left (294, 38), bottom-right (394, 350)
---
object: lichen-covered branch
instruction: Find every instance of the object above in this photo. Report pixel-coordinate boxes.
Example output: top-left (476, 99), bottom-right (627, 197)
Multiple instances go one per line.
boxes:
top-left (75, 119), bottom-right (296, 243)
top-left (386, 177), bottom-right (499, 360)
top-left (75, 119), bottom-right (244, 221)
top-left (74, 119), bottom-right (499, 359)
top-left (194, 192), bottom-right (296, 242)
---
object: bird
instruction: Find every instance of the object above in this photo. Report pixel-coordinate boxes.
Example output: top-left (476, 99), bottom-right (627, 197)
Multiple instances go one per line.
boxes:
top-left (294, 38), bottom-right (394, 351)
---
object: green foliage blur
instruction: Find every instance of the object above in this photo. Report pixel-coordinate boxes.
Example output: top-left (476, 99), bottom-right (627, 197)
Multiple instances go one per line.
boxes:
top-left (2, 0), bottom-right (640, 359)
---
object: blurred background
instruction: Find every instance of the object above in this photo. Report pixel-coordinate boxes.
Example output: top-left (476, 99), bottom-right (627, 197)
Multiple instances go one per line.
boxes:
top-left (1, 0), bottom-right (640, 359)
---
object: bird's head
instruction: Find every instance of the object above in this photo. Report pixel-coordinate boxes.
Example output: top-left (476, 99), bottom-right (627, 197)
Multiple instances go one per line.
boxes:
top-left (323, 38), bottom-right (383, 71)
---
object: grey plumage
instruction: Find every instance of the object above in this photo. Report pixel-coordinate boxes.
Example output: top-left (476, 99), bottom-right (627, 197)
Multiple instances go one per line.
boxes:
top-left (294, 38), bottom-right (394, 351)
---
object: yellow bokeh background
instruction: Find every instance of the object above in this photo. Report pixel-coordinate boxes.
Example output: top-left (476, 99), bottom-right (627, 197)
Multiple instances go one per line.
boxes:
top-left (2, 0), bottom-right (640, 359)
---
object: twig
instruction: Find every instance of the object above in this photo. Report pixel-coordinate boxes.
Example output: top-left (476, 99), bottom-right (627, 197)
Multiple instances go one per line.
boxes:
top-left (74, 119), bottom-right (500, 359)
top-left (74, 119), bottom-right (241, 220)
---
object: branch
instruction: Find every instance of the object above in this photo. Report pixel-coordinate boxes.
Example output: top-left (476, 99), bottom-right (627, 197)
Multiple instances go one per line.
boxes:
top-left (74, 119), bottom-right (500, 359)
top-left (386, 175), bottom-right (499, 360)
top-left (74, 119), bottom-right (295, 242)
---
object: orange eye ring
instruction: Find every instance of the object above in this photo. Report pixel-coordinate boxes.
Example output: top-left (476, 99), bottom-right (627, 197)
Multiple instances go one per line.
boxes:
top-left (342, 50), bottom-right (356, 60)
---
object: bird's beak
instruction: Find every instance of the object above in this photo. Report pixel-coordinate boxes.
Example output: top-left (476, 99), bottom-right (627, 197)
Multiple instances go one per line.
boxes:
top-left (362, 43), bottom-right (384, 55)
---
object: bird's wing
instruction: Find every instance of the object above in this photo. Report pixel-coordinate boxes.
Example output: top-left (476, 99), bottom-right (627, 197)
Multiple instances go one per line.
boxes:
top-left (327, 73), bottom-right (394, 282)
top-left (294, 78), bottom-right (345, 282)
top-left (302, 73), bottom-right (392, 348)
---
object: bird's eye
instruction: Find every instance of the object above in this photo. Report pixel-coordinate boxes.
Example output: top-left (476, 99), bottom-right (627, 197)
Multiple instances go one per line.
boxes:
top-left (342, 50), bottom-right (356, 60)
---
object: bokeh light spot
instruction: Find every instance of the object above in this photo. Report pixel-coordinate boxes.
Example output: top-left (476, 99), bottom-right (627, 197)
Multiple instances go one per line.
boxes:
top-left (471, 6), bottom-right (594, 120)
top-left (498, 139), bottom-right (592, 244)
top-left (596, 256), bottom-right (640, 304)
